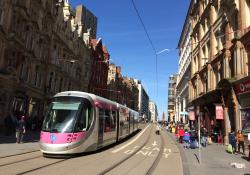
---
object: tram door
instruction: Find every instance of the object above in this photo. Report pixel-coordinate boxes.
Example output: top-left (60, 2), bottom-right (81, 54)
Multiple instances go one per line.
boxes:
top-left (98, 109), bottom-right (104, 147)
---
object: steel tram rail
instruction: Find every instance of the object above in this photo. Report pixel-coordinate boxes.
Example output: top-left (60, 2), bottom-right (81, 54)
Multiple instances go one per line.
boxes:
top-left (98, 124), bottom-right (154, 175)
top-left (0, 150), bottom-right (40, 159)
top-left (146, 128), bottom-right (164, 175)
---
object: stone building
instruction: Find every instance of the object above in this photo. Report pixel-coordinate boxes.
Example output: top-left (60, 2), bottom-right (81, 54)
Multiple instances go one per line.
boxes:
top-left (176, 3), bottom-right (192, 124)
top-left (107, 63), bottom-right (139, 111)
top-left (0, 0), bottom-right (96, 127)
top-left (149, 101), bottom-right (158, 123)
top-left (134, 79), bottom-right (149, 120)
top-left (168, 74), bottom-right (178, 122)
top-left (186, 0), bottom-right (250, 143)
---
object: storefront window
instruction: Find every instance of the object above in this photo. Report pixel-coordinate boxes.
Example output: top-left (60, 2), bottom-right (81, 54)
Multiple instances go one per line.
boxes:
top-left (241, 109), bottom-right (250, 135)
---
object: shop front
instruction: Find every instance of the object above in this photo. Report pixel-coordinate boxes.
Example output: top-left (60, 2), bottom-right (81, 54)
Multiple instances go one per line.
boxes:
top-left (188, 89), bottom-right (223, 136)
top-left (234, 76), bottom-right (250, 135)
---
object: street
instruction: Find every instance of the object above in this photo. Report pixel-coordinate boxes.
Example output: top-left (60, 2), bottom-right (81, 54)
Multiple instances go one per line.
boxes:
top-left (0, 124), bottom-right (250, 175)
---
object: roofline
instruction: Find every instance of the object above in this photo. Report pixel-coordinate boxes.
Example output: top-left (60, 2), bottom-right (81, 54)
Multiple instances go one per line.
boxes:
top-left (177, 0), bottom-right (193, 48)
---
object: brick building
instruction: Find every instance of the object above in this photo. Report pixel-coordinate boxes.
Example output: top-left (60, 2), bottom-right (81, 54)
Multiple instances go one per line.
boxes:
top-left (88, 38), bottom-right (110, 98)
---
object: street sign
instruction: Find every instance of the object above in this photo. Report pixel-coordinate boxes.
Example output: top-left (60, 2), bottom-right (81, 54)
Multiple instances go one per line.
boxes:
top-left (216, 105), bottom-right (224, 120)
top-left (189, 111), bottom-right (195, 121)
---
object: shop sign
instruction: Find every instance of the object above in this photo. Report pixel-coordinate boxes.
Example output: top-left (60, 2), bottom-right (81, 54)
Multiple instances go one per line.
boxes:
top-left (189, 111), bottom-right (195, 121)
top-left (216, 105), bottom-right (224, 120)
top-left (234, 79), bottom-right (250, 95)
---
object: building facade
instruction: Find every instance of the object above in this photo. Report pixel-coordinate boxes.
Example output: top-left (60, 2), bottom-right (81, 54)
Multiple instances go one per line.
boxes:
top-left (0, 0), bottom-right (96, 127)
top-left (135, 80), bottom-right (149, 121)
top-left (107, 64), bottom-right (139, 111)
top-left (187, 0), bottom-right (250, 143)
top-left (149, 101), bottom-right (158, 123)
top-left (168, 74), bottom-right (178, 122)
top-left (88, 38), bottom-right (110, 98)
top-left (176, 4), bottom-right (192, 124)
top-left (75, 4), bottom-right (98, 39)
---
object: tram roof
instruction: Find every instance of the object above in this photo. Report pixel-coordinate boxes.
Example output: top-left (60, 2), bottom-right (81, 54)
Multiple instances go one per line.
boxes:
top-left (54, 91), bottom-right (138, 114)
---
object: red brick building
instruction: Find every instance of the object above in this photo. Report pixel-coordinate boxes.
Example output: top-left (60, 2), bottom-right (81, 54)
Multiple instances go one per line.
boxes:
top-left (88, 38), bottom-right (110, 98)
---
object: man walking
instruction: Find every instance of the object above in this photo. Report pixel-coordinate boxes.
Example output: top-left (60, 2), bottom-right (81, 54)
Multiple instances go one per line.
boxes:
top-left (16, 116), bottom-right (26, 143)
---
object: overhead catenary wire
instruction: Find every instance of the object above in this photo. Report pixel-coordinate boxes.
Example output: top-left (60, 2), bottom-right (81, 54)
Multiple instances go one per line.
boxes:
top-left (131, 0), bottom-right (159, 98)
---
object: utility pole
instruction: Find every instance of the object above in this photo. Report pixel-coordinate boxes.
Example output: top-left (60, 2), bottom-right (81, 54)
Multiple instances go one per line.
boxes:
top-left (198, 111), bottom-right (201, 164)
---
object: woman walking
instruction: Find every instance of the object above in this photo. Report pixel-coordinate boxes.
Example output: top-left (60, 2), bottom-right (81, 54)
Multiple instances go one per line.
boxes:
top-left (236, 130), bottom-right (245, 154)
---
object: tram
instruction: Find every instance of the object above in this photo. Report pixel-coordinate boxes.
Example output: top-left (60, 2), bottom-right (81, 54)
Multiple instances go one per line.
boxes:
top-left (39, 91), bottom-right (139, 155)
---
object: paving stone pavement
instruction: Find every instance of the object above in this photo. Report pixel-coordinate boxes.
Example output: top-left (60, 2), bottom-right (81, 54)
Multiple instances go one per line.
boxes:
top-left (167, 131), bottom-right (250, 175)
top-left (0, 131), bottom-right (40, 157)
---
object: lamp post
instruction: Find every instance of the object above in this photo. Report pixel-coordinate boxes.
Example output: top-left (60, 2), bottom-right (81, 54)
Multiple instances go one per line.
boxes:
top-left (198, 111), bottom-right (201, 164)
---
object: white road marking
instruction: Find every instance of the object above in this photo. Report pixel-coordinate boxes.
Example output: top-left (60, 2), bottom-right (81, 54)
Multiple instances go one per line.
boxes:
top-left (142, 146), bottom-right (151, 150)
top-left (124, 149), bottom-right (134, 154)
top-left (148, 151), bottom-right (156, 157)
top-left (164, 148), bottom-right (171, 153)
top-left (112, 125), bottom-right (151, 153)
top-left (136, 150), bottom-right (148, 156)
top-left (152, 147), bottom-right (160, 151)
top-left (152, 141), bottom-right (157, 147)
top-left (163, 152), bottom-right (169, 158)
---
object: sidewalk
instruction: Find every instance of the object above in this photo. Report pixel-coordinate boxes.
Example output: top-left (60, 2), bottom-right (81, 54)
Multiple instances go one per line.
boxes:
top-left (166, 131), bottom-right (250, 175)
top-left (0, 131), bottom-right (40, 157)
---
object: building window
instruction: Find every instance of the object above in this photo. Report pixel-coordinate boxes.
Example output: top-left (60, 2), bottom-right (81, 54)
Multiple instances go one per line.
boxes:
top-left (59, 77), bottom-right (63, 92)
top-left (48, 72), bottom-right (54, 92)
top-left (0, 8), bottom-right (3, 25)
top-left (34, 66), bottom-right (39, 86)
top-left (19, 63), bottom-right (24, 80)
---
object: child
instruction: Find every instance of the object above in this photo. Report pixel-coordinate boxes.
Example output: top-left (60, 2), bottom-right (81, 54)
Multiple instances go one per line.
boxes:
top-left (183, 130), bottom-right (190, 149)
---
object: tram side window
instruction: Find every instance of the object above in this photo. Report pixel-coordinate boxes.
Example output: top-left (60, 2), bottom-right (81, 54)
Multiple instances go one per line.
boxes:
top-left (75, 101), bottom-right (92, 132)
top-left (104, 109), bottom-right (111, 132)
top-left (110, 111), bottom-right (116, 131)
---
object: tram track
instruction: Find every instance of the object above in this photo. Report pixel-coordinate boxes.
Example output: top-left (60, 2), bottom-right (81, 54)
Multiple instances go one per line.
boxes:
top-left (0, 150), bottom-right (69, 175)
top-left (0, 150), bottom-right (40, 159)
top-left (98, 125), bottom-right (153, 175)
top-left (0, 155), bottom-right (43, 167)
top-left (15, 158), bottom-right (68, 175)
top-left (98, 124), bottom-right (164, 175)
top-left (146, 129), bottom-right (164, 175)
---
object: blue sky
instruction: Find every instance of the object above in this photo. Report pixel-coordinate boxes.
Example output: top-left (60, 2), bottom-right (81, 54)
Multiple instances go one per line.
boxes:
top-left (70, 0), bottom-right (190, 119)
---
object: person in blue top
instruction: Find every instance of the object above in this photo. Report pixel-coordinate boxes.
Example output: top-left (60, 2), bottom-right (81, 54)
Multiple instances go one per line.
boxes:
top-left (229, 130), bottom-right (237, 154)
top-left (183, 129), bottom-right (190, 149)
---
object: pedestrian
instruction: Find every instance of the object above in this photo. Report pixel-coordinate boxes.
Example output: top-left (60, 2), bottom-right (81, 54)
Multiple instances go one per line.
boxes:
top-left (201, 125), bottom-right (208, 147)
top-left (229, 130), bottom-right (237, 154)
top-left (236, 130), bottom-right (245, 154)
top-left (178, 127), bottom-right (184, 144)
top-left (183, 129), bottom-right (190, 149)
top-left (4, 113), bottom-right (13, 136)
top-left (156, 124), bottom-right (160, 135)
top-left (217, 131), bottom-right (223, 144)
top-left (16, 116), bottom-right (26, 143)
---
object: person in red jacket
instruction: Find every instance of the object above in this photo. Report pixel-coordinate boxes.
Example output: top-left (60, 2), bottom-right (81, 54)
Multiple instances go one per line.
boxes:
top-left (178, 127), bottom-right (184, 144)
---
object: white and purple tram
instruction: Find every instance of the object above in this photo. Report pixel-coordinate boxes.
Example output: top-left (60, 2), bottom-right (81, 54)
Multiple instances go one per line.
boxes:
top-left (40, 91), bottom-right (139, 155)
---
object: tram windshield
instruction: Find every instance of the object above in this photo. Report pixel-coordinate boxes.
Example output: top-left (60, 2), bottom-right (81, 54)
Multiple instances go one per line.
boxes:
top-left (42, 96), bottom-right (93, 133)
